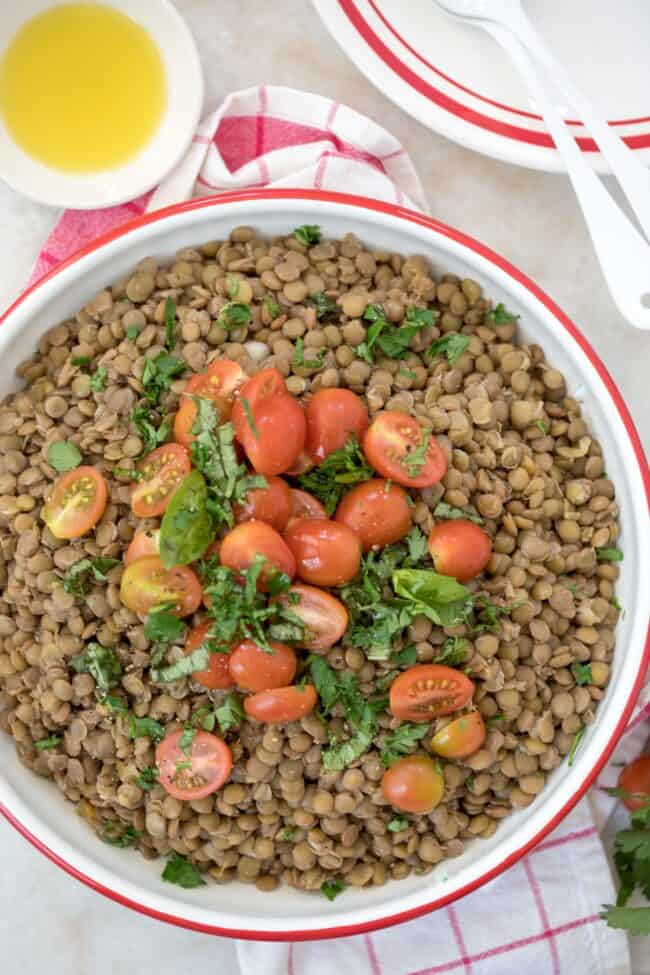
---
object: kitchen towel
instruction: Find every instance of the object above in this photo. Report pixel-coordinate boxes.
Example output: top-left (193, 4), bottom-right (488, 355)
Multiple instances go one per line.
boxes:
top-left (27, 84), bottom-right (648, 975)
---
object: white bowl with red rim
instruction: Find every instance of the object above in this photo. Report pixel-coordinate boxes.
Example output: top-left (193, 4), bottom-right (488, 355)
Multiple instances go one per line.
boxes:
top-left (0, 189), bottom-right (648, 940)
top-left (313, 0), bottom-right (650, 173)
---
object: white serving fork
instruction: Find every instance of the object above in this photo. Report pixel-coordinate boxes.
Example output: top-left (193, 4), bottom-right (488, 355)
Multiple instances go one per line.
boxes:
top-left (434, 0), bottom-right (650, 330)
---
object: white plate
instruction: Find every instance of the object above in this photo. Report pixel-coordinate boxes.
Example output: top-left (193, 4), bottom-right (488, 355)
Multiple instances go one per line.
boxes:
top-left (313, 0), bottom-right (650, 173)
top-left (0, 190), bottom-right (648, 940)
top-left (0, 0), bottom-right (203, 209)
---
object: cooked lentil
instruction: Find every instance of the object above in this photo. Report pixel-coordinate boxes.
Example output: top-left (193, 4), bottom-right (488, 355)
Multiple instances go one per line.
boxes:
top-left (0, 227), bottom-right (619, 895)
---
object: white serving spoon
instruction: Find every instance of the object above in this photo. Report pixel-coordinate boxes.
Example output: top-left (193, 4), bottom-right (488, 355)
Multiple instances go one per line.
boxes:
top-left (434, 0), bottom-right (650, 330)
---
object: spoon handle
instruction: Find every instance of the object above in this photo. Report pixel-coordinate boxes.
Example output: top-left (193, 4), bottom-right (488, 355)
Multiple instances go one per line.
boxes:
top-left (483, 22), bottom-right (650, 330)
top-left (505, 5), bottom-right (650, 244)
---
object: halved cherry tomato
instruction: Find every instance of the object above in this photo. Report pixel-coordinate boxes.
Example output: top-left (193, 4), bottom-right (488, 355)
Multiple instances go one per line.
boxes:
top-left (431, 711), bottom-right (486, 759)
top-left (305, 388), bottom-right (369, 463)
top-left (427, 520), bottom-right (492, 583)
top-left (125, 529), bottom-right (160, 566)
top-left (174, 373), bottom-right (231, 448)
top-left (285, 450), bottom-right (314, 477)
top-left (184, 621), bottom-right (233, 690)
top-left (381, 755), bottom-right (445, 813)
top-left (234, 394), bottom-right (307, 476)
top-left (363, 411), bottom-right (447, 488)
top-left (335, 479), bottom-right (412, 551)
top-left (131, 444), bottom-right (191, 518)
top-left (205, 358), bottom-right (246, 397)
top-left (284, 518), bottom-right (361, 587)
top-left (220, 520), bottom-right (296, 589)
top-left (389, 664), bottom-right (475, 722)
top-left (120, 555), bottom-right (202, 617)
top-left (236, 366), bottom-right (286, 408)
top-left (156, 728), bottom-right (232, 800)
top-left (618, 755), bottom-right (650, 812)
top-left (42, 466), bottom-right (108, 539)
top-left (286, 488), bottom-right (327, 529)
top-left (244, 684), bottom-right (317, 724)
top-left (277, 583), bottom-right (348, 651)
top-left (234, 476), bottom-right (292, 532)
top-left (229, 639), bottom-right (297, 692)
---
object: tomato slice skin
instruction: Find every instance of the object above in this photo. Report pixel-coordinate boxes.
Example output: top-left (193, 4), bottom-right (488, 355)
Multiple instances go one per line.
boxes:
top-left (229, 639), bottom-right (297, 692)
top-left (131, 444), bottom-right (191, 518)
top-left (185, 621), bottom-right (233, 689)
top-left (284, 517), bottom-right (361, 587)
top-left (381, 755), bottom-right (445, 813)
top-left (124, 529), bottom-right (160, 566)
top-left (237, 367), bottom-right (286, 408)
top-left (120, 555), bottom-right (202, 617)
top-left (219, 520), bottom-right (296, 589)
top-left (234, 476), bottom-right (292, 532)
top-left (286, 488), bottom-right (327, 529)
top-left (305, 388), bottom-right (369, 463)
top-left (205, 358), bottom-right (246, 397)
top-left (389, 664), bottom-right (475, 721)
top-left (285, 450), bottom-right (314, 477)
top-left (234, 394), bottom-right (306, 476)
top-left (277, 583), bottom-right (348, 651)
top-left (430, 711), bottom-right (486, 759)
top-left (243, 684), bottom-right (317, 724)
top-left (156, 728), bottom-right (232, 800)
top-left (428, 520), bottom-right (492, 583)
top-left (174, 373), bottom-right (231, 448)
top-left (363, 411), bottom-right (447, 488)
top-left (335, 479), bottom-right (412, 551)
top-left (618, 756), bottom-right (650, 812)
top-left (42, 466), bottom-right (108, 539)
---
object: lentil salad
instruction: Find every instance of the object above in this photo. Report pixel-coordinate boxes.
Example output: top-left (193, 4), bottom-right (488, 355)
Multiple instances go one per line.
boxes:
top-left (0, 225), bottom-right (622, 898)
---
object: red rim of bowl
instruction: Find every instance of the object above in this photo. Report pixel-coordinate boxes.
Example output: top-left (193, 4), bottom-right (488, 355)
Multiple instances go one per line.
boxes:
top-left (336, 0), bottom-right (650, 152)
top-left (1, 188), bottom-right (649, 941)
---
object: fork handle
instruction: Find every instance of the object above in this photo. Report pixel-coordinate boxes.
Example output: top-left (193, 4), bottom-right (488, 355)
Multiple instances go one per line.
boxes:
top-left (483, 22), bottom-right (650, 330)
top-left (503, 7), bottom-right (650, 243)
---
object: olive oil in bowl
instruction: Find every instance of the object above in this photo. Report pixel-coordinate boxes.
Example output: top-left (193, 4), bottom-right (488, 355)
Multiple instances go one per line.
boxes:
top-left (0, 2), bottom-right (167, 173)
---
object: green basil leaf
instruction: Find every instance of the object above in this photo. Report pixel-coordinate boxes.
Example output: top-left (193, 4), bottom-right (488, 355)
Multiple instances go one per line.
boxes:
top-left (162, 852), bottom-right (206, 888)
top-left (392, 569), bottom-right (472, 627)
top-left (159, 470), bottom-right (214, 568)
top-left (48, 441), bottom-right (82, 473)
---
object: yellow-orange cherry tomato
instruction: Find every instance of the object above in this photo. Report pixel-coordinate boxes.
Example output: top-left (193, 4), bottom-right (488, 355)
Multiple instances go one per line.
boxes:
top-left (124, 529), bottom-right (160, 565)
top-left (120, 556), bottom-right (202, 617)
top-left (430, 711), bottom-right (486, 759)
top-left (42, 466), bottom-right (108, 539)
top-left (381, 755), bottom-right (445, 813)
top-left (131, 444), bottom-right (190, 518)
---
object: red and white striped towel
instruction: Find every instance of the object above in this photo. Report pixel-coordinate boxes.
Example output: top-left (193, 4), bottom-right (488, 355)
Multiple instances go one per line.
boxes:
top-left (27, 85), bottom-right (648, 975)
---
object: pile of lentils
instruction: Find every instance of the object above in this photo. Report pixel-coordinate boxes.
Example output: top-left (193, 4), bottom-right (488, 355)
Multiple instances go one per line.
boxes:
top-left (0, 226), bottom-right (620, 894)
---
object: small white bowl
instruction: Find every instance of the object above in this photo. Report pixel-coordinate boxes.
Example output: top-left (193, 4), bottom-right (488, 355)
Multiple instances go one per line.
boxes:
top-left (0, 191), bottom-right (648, 939)
top-left (0, 0), bottom-right (203, 209)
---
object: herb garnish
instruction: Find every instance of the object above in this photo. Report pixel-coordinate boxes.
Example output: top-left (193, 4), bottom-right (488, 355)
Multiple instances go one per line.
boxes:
top-left (427, 333), bottom-right (470, 366)
top-left (486, 303), bottom-right (519, 326)
top-left (35, 736), bottom-right (61, 751)
top-left (136, 767), bottom-right (159, 791)
top-left (294, 225), bottom-right (321, 246)
top-left (128, 715), bottom-right (165, 743)
top-left (380, 723), bottom-right (428, 767)
top-left (48, 440), bottom-right (82, 473)
top-left (125, 326), bottom-right (140, 341)
top-left (434, 636), bottom-right (469, 667)
top-left (159, 469), bottom-right (215, 568)
top-left (141, 353), bottom-right (185, 405)
top-left (595, 547), bottom-right (624, 563)
top-left (131, 402), bottom-right (173, 454)
top-left (164, 296), bottom-right (177, 350)
top-left (101, 822), bottom-right (140, 848)
top-left (298, 436), bottom-right (373, 514)
top-left (307, 292), bottom-right (338, 320)
top-left (310, 657), bottom-right (386, 770)
top-left (63, 557), bottom-right (120, 596)
top-left (264, 295), bottom-right (281, 319)
top-left (321, 877), bottom-right (345, 901)
top-left (601, 794), bottom-right (650, 934)
top-left (568, 727), bottom-right (586, 766)
top-left (356, 304), bottom-right (435, 363)
top-left (292, 337), bottom-right (326, 369)
top-left (214, 692), bottom-right (245, 734)
top-left (433, 502), bottom-right (484, 525)
top-left (403, 429), bottom-right (430, 478)
top-left (388, 817), bottom-right (409, 832)
top-left (90, 365), bottom-right (107, 391)
top-left (71, 355), bottom-right (92, 368)
top-left (144, 604), bottom-right (187, 643)
top-left (152, 647), bottom-right (210, 684)
top-left (571, 662), bottom-right (593, 686)
top-left (162, 853), bottom-right (206, 888)
top-left (70, 643), bottom-right (122, 692)
top-left (218, 302), bottom-right (252, 330)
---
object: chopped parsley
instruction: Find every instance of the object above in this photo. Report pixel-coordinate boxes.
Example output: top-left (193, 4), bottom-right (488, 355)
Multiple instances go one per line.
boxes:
top-left (380, 723), bottom-right (428, 767)
top-left (214, 692), bottom-right (245, 734)
top-left (131, 402), bottom-right (173, 454)
top-left (595, 547), bottom-right (623, 563)
top-left (298, 436), bottom-right (374, 515)
top-left (218, 301), bottom-right (252, 330)
top-left (311, 657), bottom-right (386, 771)
top-left (433, 501), bottom-right (484, 525)
top-left (485, 714), bottom-right (505, 726)
top-left (141, 353), bottom-right (185, 405)
top-left (164, 296), bottom-right (177, 350)
top-left (162, 853), bottom-right (206, 888)
top-left (190, 414), bottom-right (266, 529)
top-left (144, 605), bottom-right (187, 644)
top-left (264, 294), bottom-right (281, 319)
top-left (471, 595), bottom-right (525, 634)
top-left (125, 325), bottom-right (140, 341)
top-left (568, 727), bottom-right (586, 766)
top-left (178, 726), bottom-right (196, 754)
top-left (152, 647), bottom-right (210, 684)
top-left (136, 767), bottom-right (159, 791)
top-left (535, 419), bottom-right (549, 435)
top-left (571, 662), bottom-right (593, 686)
top-left (403, 429), bottom-right (430, 478)
top-left (292, 337), bottom-right (326, 369)
top-left (90, 365), bottom-right (107, 391)
top-left (35, 735), bottom-right (61, 751)
top-left (388, 817), bottom-right (409, 832)
top-left (283, 827), bottom-right (297, 842)
top-left (48, 440), bottom-right (82, 473)
top-left (427, 333), bottom-right (470, 366)
top-left (434, 636), bottom-right (469, 667)
top-left (129, 715), bottom-right (165, 743)
top-left (226, 274), bottom-right (239, 298)
top-left (101, 822), bottom-right (140, 848)
top-left (63, 557), bottom-right (120, 596)
top-left (390, 644), bottom-right (418, 667)
top-left (601, 793), bottom-right (650, 934)
top-left (486, 302), bottom-right (519, 326)
top-left (307, 292), bottom-right (338, 321)
top-left (101, 693), bottom-right (128, 715)
top-left (356, 304), bottom-right (435, 363)
top-left (294, 224), bottom-right (321, 247)
top-left (71, 355), bottom-right (92, 368)
top-left (70, 643), bottom-right (122, 692)
top-left (321, 877), bottom-right (345, 901)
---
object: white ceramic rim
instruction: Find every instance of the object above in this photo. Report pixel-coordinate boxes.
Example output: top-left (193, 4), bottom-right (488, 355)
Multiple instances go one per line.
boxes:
top-left (0, 0), bottom-right (203, 209)
top-left (0, 190), bottom-right (648, 940)
top-left (312, 0), bottom-right (650, 174)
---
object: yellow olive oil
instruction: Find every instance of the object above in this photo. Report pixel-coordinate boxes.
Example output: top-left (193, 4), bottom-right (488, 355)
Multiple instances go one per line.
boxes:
top-left (0, 3), bottom-right (166, 172)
